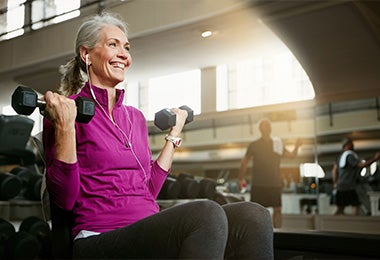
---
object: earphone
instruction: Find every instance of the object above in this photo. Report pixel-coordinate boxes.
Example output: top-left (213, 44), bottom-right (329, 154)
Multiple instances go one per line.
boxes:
top-left (85, 57), bottom-right (148, 183)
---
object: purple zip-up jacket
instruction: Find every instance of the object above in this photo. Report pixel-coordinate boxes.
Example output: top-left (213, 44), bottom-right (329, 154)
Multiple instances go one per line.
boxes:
top-left (43, 83), bottom-right (169, 238)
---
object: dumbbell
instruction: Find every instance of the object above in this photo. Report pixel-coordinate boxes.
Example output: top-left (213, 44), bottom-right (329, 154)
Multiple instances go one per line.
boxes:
top-left (19, 216), bottom-right (52, 259)
top-left (154, 105), bottom-right (193, 131)
top-left (10, 166), bottom-right (42, 201)
top-left (0, 171), bottom-right (22, 200)
top-left (157, 176), bottom-right (181, 200)
top-left (177, 173), bottom-right (200, 199)
top-left (198, 178), bottom-right (217, 199)
top-left (11, 86), bottom-right (95, 123)
top-left (0, 218), bottom-right (15, 257)
top-left (0, 218), bottom-right (40, 260)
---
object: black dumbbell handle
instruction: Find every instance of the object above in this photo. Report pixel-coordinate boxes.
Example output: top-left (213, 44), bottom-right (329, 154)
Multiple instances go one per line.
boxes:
top-left (36, 99), bottom-right (46, 109)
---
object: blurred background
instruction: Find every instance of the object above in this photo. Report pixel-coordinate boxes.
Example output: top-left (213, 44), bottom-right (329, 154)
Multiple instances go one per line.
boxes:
top-left (0, 0), bottom-right (379, 236)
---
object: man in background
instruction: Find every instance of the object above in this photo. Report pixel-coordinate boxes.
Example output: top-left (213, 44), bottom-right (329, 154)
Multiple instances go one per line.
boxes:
top-left (239, 118), bottom-right (302, 228)
top-left (332, 138), bottom-right (380, 215)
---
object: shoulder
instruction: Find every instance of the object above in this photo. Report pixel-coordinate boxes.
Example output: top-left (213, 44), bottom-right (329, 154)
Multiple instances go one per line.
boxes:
top-left (247, 139), bottom-right (260, 150)
top-left (347, 151), bottom-right (359, 161)
top-left (69, 94), bottom-right (78, 99)
top-left (251, 138), bottom-right (262, 145)
top-left (253, 137), bottom-right (267, 146)
top-left (344, 150), bottom-right (358, 159)
top-left (125, 105), bottom-right (143, 115)
top-left (124, 105), bottom-right (146, 121)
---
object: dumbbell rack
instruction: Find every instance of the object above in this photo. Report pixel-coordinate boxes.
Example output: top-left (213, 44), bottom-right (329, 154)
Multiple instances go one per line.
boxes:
top-left (0, 115), bottom-right (45, 224)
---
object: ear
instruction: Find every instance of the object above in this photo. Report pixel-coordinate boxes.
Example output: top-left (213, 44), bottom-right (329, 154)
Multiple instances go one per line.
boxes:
top-left (79, 47), bottom-right (90, 65)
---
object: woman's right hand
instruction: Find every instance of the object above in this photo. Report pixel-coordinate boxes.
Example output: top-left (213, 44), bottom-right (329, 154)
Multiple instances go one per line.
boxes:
top-left (42, 91), bottom-right (78, 163)
top-left (41, 91), bottom-right (77, 129)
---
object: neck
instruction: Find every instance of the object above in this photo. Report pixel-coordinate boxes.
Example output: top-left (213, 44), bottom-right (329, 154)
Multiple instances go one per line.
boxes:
top-left (89, 82), bottom-right (118, 118)
top-left (106, 88), bottom-right (117, 115)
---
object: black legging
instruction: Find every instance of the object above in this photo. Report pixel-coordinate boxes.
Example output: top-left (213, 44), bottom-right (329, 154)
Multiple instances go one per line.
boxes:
top-left (72, 200), bottom-right (273, 259)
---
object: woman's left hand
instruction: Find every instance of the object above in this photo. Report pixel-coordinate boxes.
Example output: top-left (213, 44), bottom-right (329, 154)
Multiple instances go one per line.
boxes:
top-left (168, 108), bottom-right (188, 137)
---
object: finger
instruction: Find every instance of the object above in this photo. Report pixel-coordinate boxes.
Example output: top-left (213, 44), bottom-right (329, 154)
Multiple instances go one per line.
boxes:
top-left (170, 108), bottom-right (180, 114)
top-left (44, 91), bottom-right (54, 102)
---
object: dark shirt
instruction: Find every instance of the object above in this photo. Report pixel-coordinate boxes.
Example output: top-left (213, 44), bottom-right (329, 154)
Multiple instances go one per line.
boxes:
top-left (336, 150), bottom-right (360, 191)
top-left (245, 137), bottom-right (283, 187)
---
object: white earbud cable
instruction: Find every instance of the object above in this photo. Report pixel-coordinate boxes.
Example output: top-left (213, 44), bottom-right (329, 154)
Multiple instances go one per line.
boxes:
top-left (85, 59), bottom-right (148, 183)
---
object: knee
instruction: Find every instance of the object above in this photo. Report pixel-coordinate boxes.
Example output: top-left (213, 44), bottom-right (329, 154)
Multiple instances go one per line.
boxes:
top-left (193, 200), bottom-right (227, 219)
top-left (224, 201), bottom-right (272, 228)
top-left (190, 200), bottom-right (228, 229)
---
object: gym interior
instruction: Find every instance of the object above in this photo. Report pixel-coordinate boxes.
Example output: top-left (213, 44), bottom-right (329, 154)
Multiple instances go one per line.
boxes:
top-left (1, 0), bottom-right (380, 259)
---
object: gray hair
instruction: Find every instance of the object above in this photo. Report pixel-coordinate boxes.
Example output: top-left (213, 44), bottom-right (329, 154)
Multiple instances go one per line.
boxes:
top-left (58, 12), bottom-right (128, 96)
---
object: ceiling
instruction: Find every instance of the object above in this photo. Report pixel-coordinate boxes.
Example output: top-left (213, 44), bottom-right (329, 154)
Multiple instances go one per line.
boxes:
top-left (11, 1), bottom-right (285, 95)
top-left (4, 0), bottom-right (380, 105)
top-left (252, 0), bottom-right (380, 104)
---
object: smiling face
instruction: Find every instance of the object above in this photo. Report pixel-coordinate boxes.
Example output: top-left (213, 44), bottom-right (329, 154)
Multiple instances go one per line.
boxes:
top-left (87, 25), bottom-right (132, 88)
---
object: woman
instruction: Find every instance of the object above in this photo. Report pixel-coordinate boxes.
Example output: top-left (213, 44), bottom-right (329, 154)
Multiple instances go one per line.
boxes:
top-left (42, 12), bottom-right (273, 259)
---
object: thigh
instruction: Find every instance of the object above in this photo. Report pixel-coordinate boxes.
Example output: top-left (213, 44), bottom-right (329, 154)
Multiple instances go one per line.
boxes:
top-left (73, 200), bottom-right (227, 259)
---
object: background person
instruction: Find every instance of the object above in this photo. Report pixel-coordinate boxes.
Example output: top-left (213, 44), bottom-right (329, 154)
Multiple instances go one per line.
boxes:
top-left (239, 118), bottom-right (302, 228)
top-left (42, 12), bottom-right (273, 259)
top-left (332, 138), bottom-right (380, 215)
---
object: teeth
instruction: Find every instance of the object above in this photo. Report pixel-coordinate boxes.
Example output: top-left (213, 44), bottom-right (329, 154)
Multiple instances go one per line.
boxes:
top-left (112, 62), bottom-right (125, 69)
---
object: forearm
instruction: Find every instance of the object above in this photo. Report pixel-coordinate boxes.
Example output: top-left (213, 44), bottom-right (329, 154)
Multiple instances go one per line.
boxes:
top-left (156, 140), bottom-right (176, 171)
top-left (155, 112), bottom-right (185, 171)
top-left (239, 158), bottom-right (248, 180)
top-left (54, 126), bottom-right (77, 163)
top-left (358, 155), bottom-right (378, 168)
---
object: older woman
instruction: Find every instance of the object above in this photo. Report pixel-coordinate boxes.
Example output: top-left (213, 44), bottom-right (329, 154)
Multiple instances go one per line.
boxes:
top-left (42, 12), bottom-right (273, 259)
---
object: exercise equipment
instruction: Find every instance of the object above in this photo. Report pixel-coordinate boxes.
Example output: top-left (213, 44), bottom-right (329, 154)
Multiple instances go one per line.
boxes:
top-left (213, 192), bottom-right (245, 205)
top-left (0, 218), bottom-right (15, 257)
top-left (0, 172), bottom-right (22, 200)
top-left (157, 176), bottom-right (181, 200)
top-left (10, 166), bottom-right (42, 201)
top-left (0, 218), bottom-right (40, 260)
top-left (0, 115), bottom-right (35, 166)
top-left (154, 105), bottom-right (193, 131)
top-left (0, 115), bottom-right (34, 151)
top-left (11, 86), bottom-right (95, 123)
top-left (198, 178), bottom-right (217, 199)
top-left (19, 216), bottom-right (52, 259)
top-left (177, 173), bottom-right (200, 199)
top-left (158, 175), bottom-right (217, 200)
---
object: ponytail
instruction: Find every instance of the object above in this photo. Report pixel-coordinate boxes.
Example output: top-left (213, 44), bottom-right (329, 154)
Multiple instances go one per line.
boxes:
top-left (58, 56), bottom-right (87, 96)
